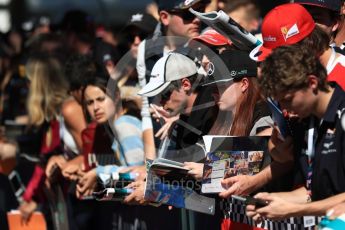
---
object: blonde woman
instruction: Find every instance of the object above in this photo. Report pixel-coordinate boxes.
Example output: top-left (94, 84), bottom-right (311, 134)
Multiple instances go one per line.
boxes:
top-left (18, 54), bottom-right (69, 222)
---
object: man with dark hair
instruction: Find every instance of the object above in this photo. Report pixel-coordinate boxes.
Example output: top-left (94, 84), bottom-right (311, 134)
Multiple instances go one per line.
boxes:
top-left (247, 44), bottom-right (345, 221)
top-left (138, 52), bottom-right (217, 162)
top-left (137, 0), bottom-right (210, 160)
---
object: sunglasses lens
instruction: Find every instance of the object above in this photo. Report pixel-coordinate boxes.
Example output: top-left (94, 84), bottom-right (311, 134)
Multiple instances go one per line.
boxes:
top-left (182, 12), bottom-right (195, 21)
top-left (161, 88), bottom-right (172, 101)
top-left (170, 10), bottom-right (196, 21)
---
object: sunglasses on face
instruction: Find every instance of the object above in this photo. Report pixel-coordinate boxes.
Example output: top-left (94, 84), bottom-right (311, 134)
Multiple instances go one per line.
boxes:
top-left (160, 87), bottom-right (174, 102)
top-left (169, 10), bottom-right (197, 21)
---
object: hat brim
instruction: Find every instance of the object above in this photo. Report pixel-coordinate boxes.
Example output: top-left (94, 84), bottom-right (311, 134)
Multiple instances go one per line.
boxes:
top-left (298, 2), bottom-right (339, 13)
top-left (202, 78), bottom-right (234, 86)
top-left (193, 36), bottom-right (229, 46)
top-left (138, 81), bottom-right (171, 97)
top-left (249, 44), bottom-right (273, 62)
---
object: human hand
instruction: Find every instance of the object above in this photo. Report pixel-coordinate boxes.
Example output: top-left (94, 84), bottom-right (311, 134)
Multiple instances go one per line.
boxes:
top-left (150, 104), bottom-right (179, 139)
top-left (0, 142), bottom-right (17, 161)
top-left (76, 168), bottom-right (97, 198)
top-left (155, 115), bottom-right (179, 140)
top-left (150, 104), bottom-right (170, 121)
top-left (19, 200), bottom-right (37, 224)
top-left (62, 162), bottom-right (81, 181)
top-left (45, 155), bottom-right (66, 178)
top-left (219, 175), bottom-right (255, 198)
top-left (123, 180), bottom-right (148, 205)
top-left (184, 162), bottom-right (204, 181)
top-left (327, 202), bottom-right (345, 220)
top-left (268, 126), bottom-right (294, 163)
top-left (249, 192), bottom-right (299, 221)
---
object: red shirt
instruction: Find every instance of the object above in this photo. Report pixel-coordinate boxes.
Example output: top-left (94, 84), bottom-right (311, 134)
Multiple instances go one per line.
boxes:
top-left (327, 54), bottom-right (345, 91)
top-left (23, 120), bottom-right (61, 202)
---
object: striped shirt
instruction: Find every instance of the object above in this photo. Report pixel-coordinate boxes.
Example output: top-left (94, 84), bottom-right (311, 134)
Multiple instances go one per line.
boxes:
top-left (96, 115), bottom-right (144, 176)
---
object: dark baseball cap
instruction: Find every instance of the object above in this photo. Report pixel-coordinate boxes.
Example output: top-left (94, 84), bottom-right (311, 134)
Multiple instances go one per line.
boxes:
top-left (157, 0), bottom-right (210, 12)
top-left (124, 13), bottom-right (157, 35)
top-left (292, 0), bottom-right (341, 13)
top-left (203, 50), bottom-right (257, 86)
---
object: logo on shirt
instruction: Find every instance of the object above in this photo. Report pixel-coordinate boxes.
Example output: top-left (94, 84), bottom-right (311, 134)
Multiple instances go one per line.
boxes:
top-left (323, 141), bottom-right (334, 149)
top-left (322, 136), bottom-right (336, 155)
top-left (281, 23), bottom-right (300, 41)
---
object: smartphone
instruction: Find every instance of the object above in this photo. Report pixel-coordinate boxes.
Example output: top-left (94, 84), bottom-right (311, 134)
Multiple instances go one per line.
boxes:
top-left (8, 170), bottom-right (26, 202)
top-left (231, 195), bottom-right (269, 208)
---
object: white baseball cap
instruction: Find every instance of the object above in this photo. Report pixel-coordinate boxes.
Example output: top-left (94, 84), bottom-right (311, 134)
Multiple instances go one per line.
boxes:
top-left (138, 52), bottom-right (203, 97)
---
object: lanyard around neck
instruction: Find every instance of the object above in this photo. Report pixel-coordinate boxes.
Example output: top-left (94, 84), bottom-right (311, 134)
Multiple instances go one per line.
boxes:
top-left (306, 117), bottom-right (317, 196)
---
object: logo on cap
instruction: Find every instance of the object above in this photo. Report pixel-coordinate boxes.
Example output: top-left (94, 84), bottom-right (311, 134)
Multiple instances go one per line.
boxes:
top-left (281, 23), bottom-right (300, 41)
top-left (184, 0), bottom-right (194, 6)
top-left (207, 62), bottom-right (215, 76)
top-left (131, 14), bottom-right (143, 23)
top-left (263, 35), bottom-right (277, 42)
top-left (230, 71), bottom-right (237, 77)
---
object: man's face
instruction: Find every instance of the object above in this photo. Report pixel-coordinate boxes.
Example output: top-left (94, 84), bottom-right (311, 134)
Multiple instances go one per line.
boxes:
top-left (275, 87), bottom-right (316, 119)
top-left (161, 5), bottom-right (206, 38)
top-left (167, 11), bottom-right (201, 38)
top-left (159, 85), bottom-right (189, 116)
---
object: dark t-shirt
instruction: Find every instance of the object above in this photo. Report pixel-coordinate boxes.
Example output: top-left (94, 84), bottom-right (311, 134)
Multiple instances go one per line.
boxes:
top-left (164, 86), bottom-right (218, 162)
top-left (295, 85), bottom-right (345, 201)
top-left (310, 85), bottom-right (345, 200)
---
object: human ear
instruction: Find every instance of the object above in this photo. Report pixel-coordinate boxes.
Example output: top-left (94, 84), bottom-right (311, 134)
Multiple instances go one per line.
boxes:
top-left (160, 11), bottom-right (170, 27)
top-left (181, 78), bottom-right (192, 92)
top-left (240, 77), bottom-right (249, 93)
top-left (308, 75), bottom-right (319, 92)
top-left (332, 20), bottom-right (339, 33)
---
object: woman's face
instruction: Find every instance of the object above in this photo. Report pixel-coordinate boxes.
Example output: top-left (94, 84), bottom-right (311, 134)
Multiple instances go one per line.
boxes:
top-left (84, 85), bottom-right (116, 124)
top-left (216, 81), bottom-right (243, 112)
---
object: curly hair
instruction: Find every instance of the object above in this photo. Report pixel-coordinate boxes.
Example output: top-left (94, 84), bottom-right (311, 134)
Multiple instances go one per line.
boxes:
top-left (259, 45), bottom-right (329, 98)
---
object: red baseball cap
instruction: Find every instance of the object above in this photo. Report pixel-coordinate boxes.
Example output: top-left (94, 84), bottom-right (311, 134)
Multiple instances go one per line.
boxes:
top-left (192, 29), bottom-right (232, 46)
top-left (249, 3), bottom-right (315, 62)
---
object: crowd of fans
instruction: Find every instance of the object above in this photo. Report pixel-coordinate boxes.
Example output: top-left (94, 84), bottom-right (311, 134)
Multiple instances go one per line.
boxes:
top-left (0, 0), bottom-right (345, 229)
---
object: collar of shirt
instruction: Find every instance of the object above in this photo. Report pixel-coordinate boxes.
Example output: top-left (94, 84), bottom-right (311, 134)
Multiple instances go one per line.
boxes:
top-left (322, 84), bottom-right (345, 123)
